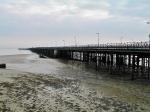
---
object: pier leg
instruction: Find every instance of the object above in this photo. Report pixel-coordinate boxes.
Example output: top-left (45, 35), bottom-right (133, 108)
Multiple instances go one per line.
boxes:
top-left (128, 55), bottom-right (131, 73)
top-left (96, 52), bottom-right (98, 71)
top-left (111, 54), bottom-right (113, 66)
top-left (109, 54), bottom-right (113, 74)
top-left (123, 55), bottom-right (126, 73)
top-left (80, 52), bottom-right (82, 61)
top-left (141, 58), bottom-right (145, 78)
top-left (87, 52), bottom-right (90, 63)
top-left (128, 55), bottom-right (131, 66)
top-left (116, 54), bottom-right (120, 72)
top-left (132, 55), bottom-right (135, 80)
top-left (136, 56), bottom-right (140, 78)
top-left (148, 58), bottom-right (150, 79)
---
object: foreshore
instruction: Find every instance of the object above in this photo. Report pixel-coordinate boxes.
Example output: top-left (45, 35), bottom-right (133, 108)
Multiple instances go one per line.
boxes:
top-left (0, 54), bottom-right (150, 112)
top-left (0, 69), bottom-right (142, 112)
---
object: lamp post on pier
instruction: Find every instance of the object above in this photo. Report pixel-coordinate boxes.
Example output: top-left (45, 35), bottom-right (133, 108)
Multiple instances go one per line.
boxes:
top-left (54, 41), bottom-right (57, 47)
top-left (120, 36), bottom-right (124, 44)
top-left (149, 34), bottom-right (150, 48)
top-left (146, 21), bottom-right (150, 48)
top-left (74, 36), bottom-right (77, 47)
top-left (146, 21), bottom-right (150, 79)
top-left (63, 40), bottom-right (65, 47)
top-left (96, 33), bottom-right (100, 47)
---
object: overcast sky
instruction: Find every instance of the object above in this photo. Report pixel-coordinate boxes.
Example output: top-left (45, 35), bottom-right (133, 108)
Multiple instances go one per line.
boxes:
top-left (0, 0), bottom-right (150, 48)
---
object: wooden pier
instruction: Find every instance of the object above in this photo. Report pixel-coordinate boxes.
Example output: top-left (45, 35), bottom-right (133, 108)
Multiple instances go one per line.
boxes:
top-left (29, 41), bottom-right (150, 80)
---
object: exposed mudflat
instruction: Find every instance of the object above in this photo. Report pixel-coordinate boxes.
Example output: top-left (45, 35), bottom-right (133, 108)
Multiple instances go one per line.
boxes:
top-left (0, 54), bottom-right (150, 112)
top-left (0, 69), bottom-right (142, 112)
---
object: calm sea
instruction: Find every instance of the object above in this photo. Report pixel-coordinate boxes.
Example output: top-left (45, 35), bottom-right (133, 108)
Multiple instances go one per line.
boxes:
top-left (0, 48), bottom-right (31, 56)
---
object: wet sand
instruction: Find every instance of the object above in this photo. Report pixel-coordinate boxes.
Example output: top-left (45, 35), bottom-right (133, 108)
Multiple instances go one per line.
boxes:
top-left (0, 54), bottom-right (149, 112)
top-left (0, 69), bottom-right (142, 112)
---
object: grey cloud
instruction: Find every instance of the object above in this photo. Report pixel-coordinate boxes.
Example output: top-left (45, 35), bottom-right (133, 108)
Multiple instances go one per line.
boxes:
top-left (0, 0), bottom-right (150, 48)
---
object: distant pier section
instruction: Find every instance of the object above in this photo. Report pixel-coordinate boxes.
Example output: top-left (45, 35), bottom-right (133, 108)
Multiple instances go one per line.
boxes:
top-left (28, 41), bottom-right (150, 80)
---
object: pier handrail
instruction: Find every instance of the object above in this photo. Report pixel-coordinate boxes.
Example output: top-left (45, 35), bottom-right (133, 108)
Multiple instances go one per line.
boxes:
top-left (30, 41), bottom-right (150, 51)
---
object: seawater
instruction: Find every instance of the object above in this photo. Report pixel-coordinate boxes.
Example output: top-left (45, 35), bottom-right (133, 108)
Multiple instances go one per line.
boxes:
top-left (0, 48), bottom-right (31, 56)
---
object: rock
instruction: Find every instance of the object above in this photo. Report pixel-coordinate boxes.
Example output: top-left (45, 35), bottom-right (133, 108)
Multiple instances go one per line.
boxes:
top-left (0, 64), bottom-right (6, 68)
top-left (39, 55), bottom-right (46, 58)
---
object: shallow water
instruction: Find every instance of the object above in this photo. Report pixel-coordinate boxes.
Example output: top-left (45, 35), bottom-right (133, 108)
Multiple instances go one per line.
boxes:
top-left (0, 48), bottom-right (31, 56)
top-left (0, 53), bottom-right (150, 111)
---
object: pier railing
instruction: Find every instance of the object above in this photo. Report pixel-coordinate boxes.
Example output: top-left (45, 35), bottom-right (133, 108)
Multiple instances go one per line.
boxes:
top-left (42, 41), bottom-right (150, 51)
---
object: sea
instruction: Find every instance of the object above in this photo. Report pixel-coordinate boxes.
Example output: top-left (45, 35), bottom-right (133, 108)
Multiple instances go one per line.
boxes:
top-left (0, 48), bottom-right (31, 56)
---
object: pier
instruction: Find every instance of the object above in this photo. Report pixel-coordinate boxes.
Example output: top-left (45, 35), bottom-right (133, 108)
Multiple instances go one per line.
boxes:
top-left (29, 41), bottom-right (150, 80)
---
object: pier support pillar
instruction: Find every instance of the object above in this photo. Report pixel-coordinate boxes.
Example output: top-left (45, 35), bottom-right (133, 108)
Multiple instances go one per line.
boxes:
top-left (148, 58), bottom-right (150, 79)
top-left (132, 55), bottom-right (135, 80)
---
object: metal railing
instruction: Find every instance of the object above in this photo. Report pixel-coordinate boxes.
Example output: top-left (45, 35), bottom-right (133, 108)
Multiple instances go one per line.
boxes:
top-left (31, 41), bottom-right (150, 51)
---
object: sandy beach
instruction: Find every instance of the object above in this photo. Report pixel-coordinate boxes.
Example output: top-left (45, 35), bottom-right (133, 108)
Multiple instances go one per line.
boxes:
top-left (0, 54), bottom-right (150, 112)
